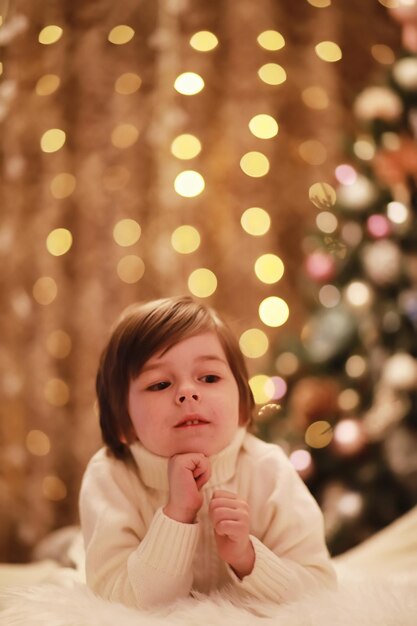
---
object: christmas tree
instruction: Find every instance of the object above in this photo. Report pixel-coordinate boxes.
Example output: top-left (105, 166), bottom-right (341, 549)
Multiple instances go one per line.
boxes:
top-left (258, 6), bottom-right (417, 556)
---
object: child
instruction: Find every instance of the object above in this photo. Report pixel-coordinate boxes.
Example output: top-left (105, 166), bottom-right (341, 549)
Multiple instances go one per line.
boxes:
top-left (79, 296), bottom-right (336, 609)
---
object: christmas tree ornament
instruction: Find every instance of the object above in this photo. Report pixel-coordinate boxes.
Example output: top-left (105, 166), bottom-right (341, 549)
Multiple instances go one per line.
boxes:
top-left (361, 240), bottom-right (402, 286)
top-left (305, 250), bottom-right (336, 282)
top-left (353, 86), bottom-right (403, 123)
top-left (392, 56), bottom-right (417, 91)
top-left (382, 352), bottom-right (417, 390)
top-left (302, 307), bottom-right (357, 363)
top-left (337, 175), bottom-right (378, 212)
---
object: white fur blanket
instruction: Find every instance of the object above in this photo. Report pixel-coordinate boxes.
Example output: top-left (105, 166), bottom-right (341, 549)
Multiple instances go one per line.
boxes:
top-left (1, 573), bottom-right (416, 626)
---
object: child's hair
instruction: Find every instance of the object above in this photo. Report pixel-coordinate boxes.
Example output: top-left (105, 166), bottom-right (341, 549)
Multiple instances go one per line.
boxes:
top-left (96, 296), bottom-right (255, 458)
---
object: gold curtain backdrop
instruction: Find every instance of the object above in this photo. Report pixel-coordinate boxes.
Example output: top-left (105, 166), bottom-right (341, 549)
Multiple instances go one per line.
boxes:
top-left (0, 0), bottom-right (399, 561)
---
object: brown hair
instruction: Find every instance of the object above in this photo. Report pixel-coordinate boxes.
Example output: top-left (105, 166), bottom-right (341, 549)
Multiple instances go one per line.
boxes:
top-left (96, 296), bottom-right (255, 458)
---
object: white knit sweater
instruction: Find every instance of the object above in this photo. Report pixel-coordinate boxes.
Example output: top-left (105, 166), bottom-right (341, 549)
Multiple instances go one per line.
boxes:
top-left (79, 428), bottom-right (336, 609)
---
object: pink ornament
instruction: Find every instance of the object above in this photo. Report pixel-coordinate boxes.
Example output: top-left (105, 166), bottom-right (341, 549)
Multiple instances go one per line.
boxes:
top-left (366, 214), bottom-right (391, 239)
top-left (305, 251), bottom-right (336, 282)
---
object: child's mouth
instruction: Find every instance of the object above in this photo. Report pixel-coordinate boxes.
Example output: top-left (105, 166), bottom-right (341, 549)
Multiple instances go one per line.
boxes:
top-left (175, 416), bottom-right (209, 428)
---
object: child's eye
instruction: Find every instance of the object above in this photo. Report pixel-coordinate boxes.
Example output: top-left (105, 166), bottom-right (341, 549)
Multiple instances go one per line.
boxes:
top-left (147, 381), bottom-right (170, 391)
top-left (200, 374), bottom-right (220, 383)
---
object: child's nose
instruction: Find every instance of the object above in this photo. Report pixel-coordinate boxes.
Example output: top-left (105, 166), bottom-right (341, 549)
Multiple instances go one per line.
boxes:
top-left (176, 386), bottom-right (200, 404)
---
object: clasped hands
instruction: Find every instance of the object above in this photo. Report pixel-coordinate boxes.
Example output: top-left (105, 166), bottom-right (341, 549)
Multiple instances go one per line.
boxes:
top-left (163, 452), bottom-right (255, 579)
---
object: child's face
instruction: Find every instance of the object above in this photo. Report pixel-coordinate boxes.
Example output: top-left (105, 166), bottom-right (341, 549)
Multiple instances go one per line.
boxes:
top-left (127, 331), bottom-right (241, 457)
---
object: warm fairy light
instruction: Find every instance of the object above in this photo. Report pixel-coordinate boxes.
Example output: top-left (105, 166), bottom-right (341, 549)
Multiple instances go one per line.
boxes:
top-left (259, 296), bottom-right (289, 327)
top-left (301, 86), bottom-right (329, 110)
top-left (174, 170), bottom-right (205, 197)
top-left (319, 284), bottom-right (341, 308)
top-left (44, 378), bottom-right (70, 406)
top-left (240, 151), bottom-right (270, 177)
top-left (113, 219), bottom-right (141, 247)
top-left (40, 129), bottom-right (66, 153)
top-left (187, 268), bottom-right (217, 298)
top-left (307, 0), bottom-right (331, 6)
top-left (239, 328), bottom-right (269, 358)
top-left (333, 418), bottom-right (365, 455)
top-left (290, 449), bottom-right (313, 475)
top-left (381, 132), bottom-right (400, 150)
top-left (248, 114), bottom-right (279, 139)
top-left (305, 420), bottom-right (333, 449)
top-left (338, 492), bottom-right (363, 518)
top-left (316, 211), bottom-right (338, 234)
top-left (345, 281), bottom-right (372, 308)
top-left (371, 44), bottom-right (395, 65)
top-left (171, 134), bottom-right (202, 159)
top-left (114, 72), bottom-right (142, 94)
top-left (367, 214), bottom-right (391, 238)
top-left (33, 277), bottom-right (58, 305)
top-left (171, 225), bottom-right (201, 254)
top-left (338, 388), bottom-right (360, 412)
top-left (174, 72), bottom-right (204, 95)
top-left (335, 164), bottom-right (357, 185)
top-left (264, 376), bottom-right (287, 400)
top-left (341, 222), bottom-right (363, 247)
top-left (257, 30), bottom-right (285, 51)
top-left (309, 182), bottom-right (336, 209)
top-left (254, 254), bottom-right (284, 284)
top-left (189, 31), bottom-right (218, 51)
top-left (38, 26), bottom-right (63, 45)
top-left (50, 173), bottom-right (76, 199)
top-left (258, 63), bottom-right (287, 85)
top-left (36, 74), bottom-right (61, 96)
top-left (249, 374), bottom-right (271, 404)
top-left (42, 476), bottom-right (67, 501)
top-left (46, 330), bottom-right (72, 359)
top-left (345, 355), bottom-right (367, 378)
top-left (353, 137), bottom-right (375, 161)
top-left (298, 140), bottom-right (326, 165)
top-left (240, 207), bottom-right (271, 236)
top-left (117, 255), bottom-right (145, 283)
top-left (103, 165), bottom-right (131, 191)
top-left (46, 228), bottom-right (73, 256)
top-left (387, 201), bottom-right (409, 224)
top-left (108, 25), bottom-right (135, 45)
top-left (275, 351), bottom-right (299, 376)
top-left (26, 430), bottom-right (51, 456)
top-left (111, 123), bottom-right (139, 149)
top-left (315, 41), bottom-right (342, 62)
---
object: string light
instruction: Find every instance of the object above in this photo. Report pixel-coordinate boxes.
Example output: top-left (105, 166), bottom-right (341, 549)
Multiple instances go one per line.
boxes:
top-left (38, 26), bottom-right (63, 45)
top-left (189, 31), bottom-right (218, 51)
top-left (174, 72), bottom-right (204, 95)
top-left (111, 123), bottom-right (139, 149)
top-left (171, 225), bottom-right (201, 254)
top-left (240, 207), bottom-right (271, 236)
top-left (254, 253), bottom-right (285, 284)
top-left (258, 63), bottom-right (286, 85)
top-left (302, 86), bottom-right (329, 110)
top-left (117, 256), bottom-right (145, 283)
top-left (114, 73), bottom-right (142, 94)
top-left (239, 328), bottom-right (269, 358)
top-left (249, 374), bottom-right (271, 404)
top-left (315, 41), bottom-right (342, 63)
top-left (36, 74), bottom-right (61, 96)
top-left (40, 129), bottom-right (66, 153)
top-left (259, 296), bottom-right (289, 327)
top-left (171, 134), bottom-right (202, 159)
top-left (174, 170), bottom-right (205, 197)
top-left (46, 228), bottom-right (73, 256)
top-left (108, 25), bottom-right (135, 45)
top-left (187, 268), bottom-right (217, 297)
top-left (50, 173), bottom-right (76, 199)
top-left (240, 151), bottom-right (270, 177)
top-left (257, 30), bottom-right (285, 51)
top-left (248, 114), bottom-right (279, 139)
top-left (113, 219), bottom-right (141, 247)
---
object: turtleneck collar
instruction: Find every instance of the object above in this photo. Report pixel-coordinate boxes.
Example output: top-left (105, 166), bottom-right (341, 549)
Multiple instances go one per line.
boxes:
top-left (129, 428), bottom-right (246, 491)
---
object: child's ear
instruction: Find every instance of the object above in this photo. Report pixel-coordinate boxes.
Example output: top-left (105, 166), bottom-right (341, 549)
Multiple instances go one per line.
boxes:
top-left (119, 421), bottom-right (138, 445)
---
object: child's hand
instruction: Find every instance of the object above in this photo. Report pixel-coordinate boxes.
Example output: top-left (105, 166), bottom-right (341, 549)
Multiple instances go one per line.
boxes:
top-left (163, 453), bottom-right (211, 524)
top-left (209, 490), bottom-right (255, 579)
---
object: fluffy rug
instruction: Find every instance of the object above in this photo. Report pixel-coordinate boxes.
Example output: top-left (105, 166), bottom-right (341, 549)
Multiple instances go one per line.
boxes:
top-left (1, 575), bottom-right (417, 626)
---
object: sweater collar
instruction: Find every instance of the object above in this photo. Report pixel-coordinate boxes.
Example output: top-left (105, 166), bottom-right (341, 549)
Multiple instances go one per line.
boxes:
top-left (129, 428), bottom-right (246, 491)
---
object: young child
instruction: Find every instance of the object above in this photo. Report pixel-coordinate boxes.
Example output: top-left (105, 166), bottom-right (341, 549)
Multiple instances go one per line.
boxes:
top-left (79, 296), bottom-right (336, 610)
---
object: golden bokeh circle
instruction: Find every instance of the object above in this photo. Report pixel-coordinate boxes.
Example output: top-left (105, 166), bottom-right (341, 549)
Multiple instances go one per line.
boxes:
top-left (188, 268), bottom-right (217, 298)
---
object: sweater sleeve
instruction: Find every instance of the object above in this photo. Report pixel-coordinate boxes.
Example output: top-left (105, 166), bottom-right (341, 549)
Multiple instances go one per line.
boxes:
top-left (79, 455), bottom-right (199, 609)
top-left (225, 444), bottom-right (337, 603)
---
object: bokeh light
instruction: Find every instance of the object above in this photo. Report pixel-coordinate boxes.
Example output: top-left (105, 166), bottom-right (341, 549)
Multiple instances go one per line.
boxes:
top-left (249, 374), bottom-right (271, 404)
top-left (387, 201), bottom-right (409, 224)
top-left (275, 351), bottom-right (299, 376)
top-left (44, 378), bottom-right (70, 406)
top-left (174, 170), bottom-right (205, 197)
top-left (26, 430), bottom-right (51, 456)
top-left (299, 140), bottom-right (327, 165)
top-left (264, 376), bottom-right (288, 400)
top-left (111, 123), bottom-right (139, 148)
top-left (316, 211), bottom-right (338, 233)
top-left (114, 72), bottom-right (142, 94)
top-left (38, 26), bottom-right (63, 45)
top-left (174, 72), bottom-right (204, 95)
top-left (309, 182), bottom-right (337, 209)
top-left (33, 277), bottom-right (58, 305)
top-left (36, 74), bottom-right (60, 96)
top-left (257, 30), bottom-right (285, 50)
top-left (41, 129), bottom-right (66, 153)
top-left (248, 114), bottom-right (279, 139)
top-left (239, 328), bottom-right (269, 358)
top-left (302, 86), bottom-right (329, 110)
top-left (190, 31), bottom-right (218, 51)
top-left (171, 134), bottom-right (202, 159)
top-left (353, 137), bottom-right (375, 161)
top-left (315, 41), bottom-right (342, 62)
top-left (108, 25), bottom-right (135, 44)
top-left (46, 228), bottom-right (73, 256)
top-left (307, 0), bottom-right (331, 6)
top-left (258, 63), bottom-right (287, 85)
top-left (319, 284), bottom-right (341, 308)
top-left (187, 268), bottom-right (217, 297)
top-left (117, 255), bottom-right (145, 283)
top-left (113, 219), bottom-right (141, 247)
top-left (371, 44), bottom-right (395, 65)
top-left (46, 330), bottom-right (72, 359)
top-left (254, 254), bottom-right (285, 284)
top-left (50, 173), bottom-right (76, 199)
top-left (290, 449), bottom-right (313, 479)
top-left (240, 207), bottom-right (271, 236)
top-left (259, 296), bottom-right (289, 327)
top-left (345, 355), bottom-right (367, 378)
top-left (305, 420), bottom-right (333, 448)
top-left (345, 281), bottom-right (372, 308)
top-left (42, 476), bottom-right (67, 501)
top-left (171, 225), bottom-right (201, 254)
top-left (240, 151), bottom-right (270, 177)
top-left (335, 164), bottom-right (357, 185)
top-left (338, 388), bottom-right (360, 412)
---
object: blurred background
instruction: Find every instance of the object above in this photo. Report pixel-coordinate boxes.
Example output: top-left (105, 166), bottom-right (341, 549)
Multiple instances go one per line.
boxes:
top-left (1, 0), bottom-right (416, 564)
